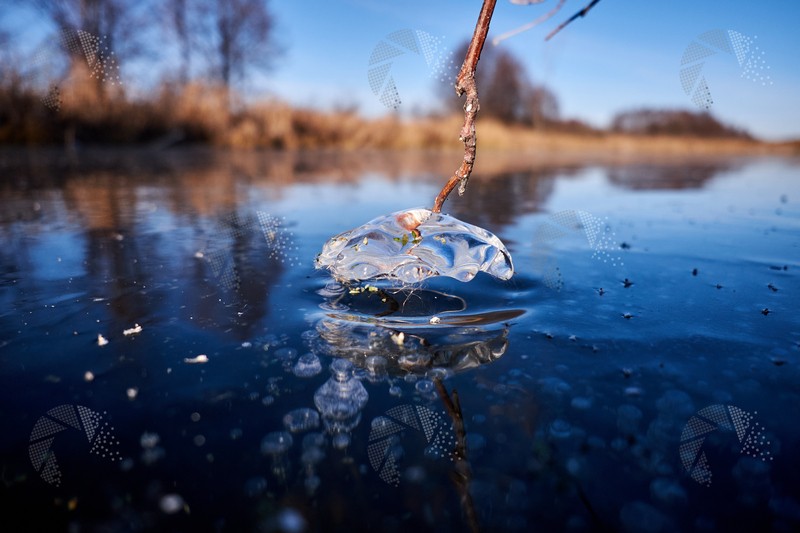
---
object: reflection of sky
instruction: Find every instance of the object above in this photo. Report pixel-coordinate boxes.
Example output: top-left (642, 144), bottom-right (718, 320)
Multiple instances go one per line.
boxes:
top-left (4, 0), bottom-right (800, 140)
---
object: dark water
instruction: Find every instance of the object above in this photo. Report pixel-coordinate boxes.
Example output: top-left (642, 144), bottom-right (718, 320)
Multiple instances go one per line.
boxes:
top-left (1, 149), bottom-right (798, 532)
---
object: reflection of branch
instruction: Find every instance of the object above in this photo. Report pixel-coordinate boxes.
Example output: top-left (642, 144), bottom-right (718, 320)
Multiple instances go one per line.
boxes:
top-left (545, 0), bottom-right (601, 41)
top-left (434, 378), bottom-right (480, 533)
top-left (492, 0), bottom-right (566, 46)
top-left (432, 0), bottom-right (498, 214)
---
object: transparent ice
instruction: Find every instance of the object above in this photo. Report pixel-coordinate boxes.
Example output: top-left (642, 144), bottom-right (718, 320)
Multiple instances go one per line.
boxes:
top-left (315, 208), bottom-right (514, 283)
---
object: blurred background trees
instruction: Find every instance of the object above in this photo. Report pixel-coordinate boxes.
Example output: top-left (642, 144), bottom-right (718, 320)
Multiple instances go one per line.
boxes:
top-left (610, 108), bottom-right (752, 139)
top-left (440, 41), bottom-right (561, 129)
top-left (0, 2), bottom-right (760, 147)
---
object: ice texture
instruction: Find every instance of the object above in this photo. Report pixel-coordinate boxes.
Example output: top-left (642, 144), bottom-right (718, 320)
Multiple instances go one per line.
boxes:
top-left (315, 208), bottom-right (514, 283)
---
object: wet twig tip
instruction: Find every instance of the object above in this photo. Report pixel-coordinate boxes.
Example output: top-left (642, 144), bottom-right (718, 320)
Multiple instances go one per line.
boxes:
top-left (545, 0), bottom-right (602, 41)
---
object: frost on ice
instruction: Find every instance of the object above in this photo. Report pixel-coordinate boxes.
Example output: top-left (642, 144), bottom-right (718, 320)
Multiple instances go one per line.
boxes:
top-left (315, 208), bottom-right (514, 283)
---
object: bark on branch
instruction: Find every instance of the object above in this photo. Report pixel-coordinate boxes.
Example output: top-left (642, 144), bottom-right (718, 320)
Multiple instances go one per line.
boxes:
top-left (545, 0), bottom-right (601, 41)
top-left (432, 0), bottom-right (498, 214)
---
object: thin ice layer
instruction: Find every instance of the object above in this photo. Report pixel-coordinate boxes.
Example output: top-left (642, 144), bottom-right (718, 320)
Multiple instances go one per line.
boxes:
top-left (315, 208), bottom-right (514, 283)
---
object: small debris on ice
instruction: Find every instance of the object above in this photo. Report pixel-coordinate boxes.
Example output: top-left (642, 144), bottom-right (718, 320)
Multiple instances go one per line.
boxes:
top-left (97, 334), bottom-right (109, 346)
top-left (123, 323), bottom-right (142, 336)
top-left (184, 354), bottom-right (209, 364)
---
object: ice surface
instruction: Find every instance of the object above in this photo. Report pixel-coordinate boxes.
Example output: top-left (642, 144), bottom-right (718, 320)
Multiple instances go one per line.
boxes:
top-left (315, 208), bottom-right (514, 283)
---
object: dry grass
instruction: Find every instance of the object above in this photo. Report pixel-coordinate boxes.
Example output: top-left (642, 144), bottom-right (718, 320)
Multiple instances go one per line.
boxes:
top-left (1, 73), bottom-right (797, 157)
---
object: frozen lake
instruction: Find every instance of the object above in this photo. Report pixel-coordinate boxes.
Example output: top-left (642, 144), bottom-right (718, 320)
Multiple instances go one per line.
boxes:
top-left (1, 148), bottom-right (798, 532)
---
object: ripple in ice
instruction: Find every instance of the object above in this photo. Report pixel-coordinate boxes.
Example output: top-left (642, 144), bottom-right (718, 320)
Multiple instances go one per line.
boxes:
top-left (283, 408), bottom-right (321, 433)
top-left (315, 208), bottom-right (514, 283)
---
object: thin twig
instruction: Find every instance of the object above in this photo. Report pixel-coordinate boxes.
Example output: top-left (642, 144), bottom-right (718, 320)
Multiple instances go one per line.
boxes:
top-left (432, 0), bottom-right (498, 214)
top-left (434, 378), bottom-right (480, 533)
top-left (492, 0), bottom-right (566, 46)
top-left (545, 0), bottom-right (601, 41)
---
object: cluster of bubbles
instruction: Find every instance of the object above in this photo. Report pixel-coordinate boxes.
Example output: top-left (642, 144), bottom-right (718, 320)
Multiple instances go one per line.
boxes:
top-left (532, 209), bottom-right (624, 291)
top-left (680, 29), bottom-right (772, 110)
top-left (140, 431), bottom-right (165, 465)
top-left (367, 29), bottom-right (458, 110)
top-left (256, 358), bottom-right (370, 493)
top-left (314, 359), bottom-right (369, 447)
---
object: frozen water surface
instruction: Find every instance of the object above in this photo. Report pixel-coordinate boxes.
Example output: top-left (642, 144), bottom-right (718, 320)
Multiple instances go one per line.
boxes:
top-left (315, 208), bottom-right (514, 283)
top-left (1, 150), bottom-right (798, 532)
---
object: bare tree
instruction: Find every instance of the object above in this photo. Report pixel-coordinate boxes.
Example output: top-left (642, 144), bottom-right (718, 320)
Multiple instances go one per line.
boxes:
top-left (431, 0), bottom-right (598, 212)
top-left (26, 0), bottom-right (146, 65)
top-left (440, 42), bottom-right (559, 128)
top-left (168, 0), bottom-right (191, 85)
top-left (611, 108), bottom-right (753, 139)
top-left (196, 0), bottom-right (280, 89)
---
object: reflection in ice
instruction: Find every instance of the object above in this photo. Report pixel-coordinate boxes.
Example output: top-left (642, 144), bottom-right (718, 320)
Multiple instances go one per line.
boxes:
top-left (310, 282), bottom-right (519, 377)
top-left (315, 208), bottom-right (514, 283)
top-left (314, 317), bottom-right (510, 376)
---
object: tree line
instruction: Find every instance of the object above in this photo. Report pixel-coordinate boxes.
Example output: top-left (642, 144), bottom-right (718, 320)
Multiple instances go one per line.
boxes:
top-left (0, 1), bottom-right (756, 146)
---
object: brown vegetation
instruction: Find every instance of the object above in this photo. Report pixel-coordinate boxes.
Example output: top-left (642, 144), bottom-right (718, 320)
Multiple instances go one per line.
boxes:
top-left (2, 76), bottom-right (797, 158)
top-left (0, 52), bottom-right (795, 157)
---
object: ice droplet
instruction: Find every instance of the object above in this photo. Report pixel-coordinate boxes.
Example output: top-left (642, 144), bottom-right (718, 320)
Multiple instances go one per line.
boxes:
top-left (315, 208), bottom-right (513, 283)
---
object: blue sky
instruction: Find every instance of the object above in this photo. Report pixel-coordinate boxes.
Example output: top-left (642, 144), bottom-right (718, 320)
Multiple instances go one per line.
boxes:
top-left (5, 0), bottom-right (799, 140)
top-left (266, 0), bottom-right (800, 140)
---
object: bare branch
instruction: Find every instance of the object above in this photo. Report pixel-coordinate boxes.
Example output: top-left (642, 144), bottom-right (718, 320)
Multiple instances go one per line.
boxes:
top-left (432, 0), bottom-right (497, 214)
top-left (545, 0), bottom-right (601, 41)
top-left (434, 378), bottom-right (480, 533)
top-left (492, 0), bottom-right (566, 46)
